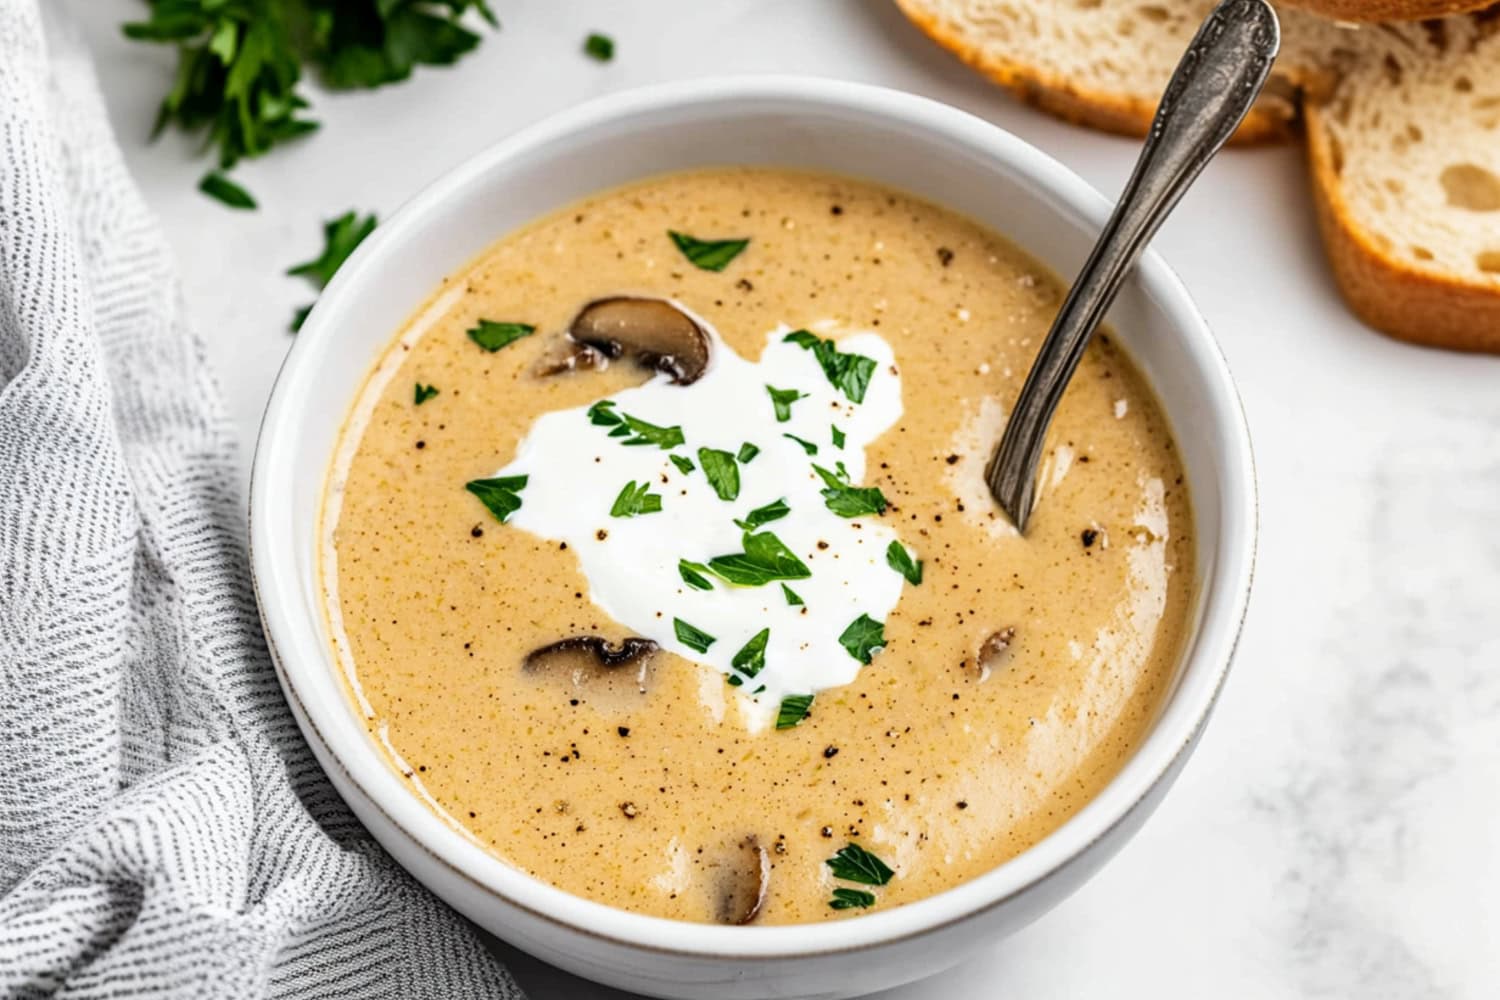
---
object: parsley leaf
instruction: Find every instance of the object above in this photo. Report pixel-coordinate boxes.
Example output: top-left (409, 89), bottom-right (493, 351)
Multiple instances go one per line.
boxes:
top-left (465, 475), bottom-right (526, 523)
top-left (783, 330), bottom-right (877, 403)
top-left (838, 614), bottom-right (885, 665)
top-left (829, 888), bottom-right (876, 910)
top-left (468, 319), bottom-right (535, 352)
top-left (885, 541), bottom-right (922, 585)
top-left (826, 843), bottom-right (894, 886)
top-left (286, 210), bottom-right (377, 331)
top-left (707, 531), bottom-right (811, 587)
top-left (737, 442), bottom-right (760, 463)
top-left (831, 424), bottom-right (846, 449)
top-left (678, 560), bottom-right (714, 591)
top-left (674, 618), bottom-right (716, 654)
top-left (670, 454), bottom-right (696, 475)
top-left (734, 498), bottom-right (790, 531)
top-left (731, 628), bottom-right (769, 680)
top-left (783, 433), bottom-right (818, 456)
top-left (811, 464), bottom-right (887, 518)
top-left (781, 583), bottom-right (804, 607)
top-left (588, 401), bottom-right (685, 449)
top-left (583, 32), bottom-right (614, 61)
top-left (668, 231), bottom-right (748, 272)
top-left (697, 448), bottom-right (740, 501)
top-left (766, 384), bottom-right (805, 422)
top-left (289, 211), bottom-right (378, 287)
top-left (414, 383), bottom-right (438, 405)
top-left (609, 480), bottom-right (662, 518)
top-left (198, 170), bottom-right (256, 209)
top-left (776, 694), bottom-right (813, 729)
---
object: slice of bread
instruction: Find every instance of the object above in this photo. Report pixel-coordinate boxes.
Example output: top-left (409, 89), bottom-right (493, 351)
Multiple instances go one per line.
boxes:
top-left (1306, 15), bottom-right (1500, 351)
top-left (893, 0), bottom-right (1345, 143)
top-left (1283, 0), bottom-right (1493, 21)
top-left (897, 0), bottom-right (1500, 352)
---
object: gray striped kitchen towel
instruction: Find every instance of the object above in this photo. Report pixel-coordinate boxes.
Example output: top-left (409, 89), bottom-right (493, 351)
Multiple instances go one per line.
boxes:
top-left (0, 3), bottom-right (523, 996)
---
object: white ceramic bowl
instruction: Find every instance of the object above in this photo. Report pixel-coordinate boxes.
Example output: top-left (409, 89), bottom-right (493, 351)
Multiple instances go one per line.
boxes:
top-left (251, 77), bottom-right (1256, 999)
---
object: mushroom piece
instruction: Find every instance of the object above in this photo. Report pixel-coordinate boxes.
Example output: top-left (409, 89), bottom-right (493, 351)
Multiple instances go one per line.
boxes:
top-left (524, 636), bottom-right (658, 672)
top-left (551, 297), bottom-right (711, 385)
top-left (523, 636), bottom-right (658, 702)
top-left (975, 626), bottom-right (1016, 681)
top-left (713, 836), bottom-right (771, 926)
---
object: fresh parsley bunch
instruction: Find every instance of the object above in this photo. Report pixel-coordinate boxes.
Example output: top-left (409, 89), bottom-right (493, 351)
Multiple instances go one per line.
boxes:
top-left (123, 0), bottom-right (496, 205)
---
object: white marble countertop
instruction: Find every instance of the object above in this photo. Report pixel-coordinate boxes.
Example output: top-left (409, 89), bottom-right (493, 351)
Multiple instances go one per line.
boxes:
top-left (76, 1), bottom-right (1500, 996)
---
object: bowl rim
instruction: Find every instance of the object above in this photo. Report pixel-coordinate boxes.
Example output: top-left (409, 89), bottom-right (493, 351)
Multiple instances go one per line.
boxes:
top-left (250, 74), bottom-right (1258, 960)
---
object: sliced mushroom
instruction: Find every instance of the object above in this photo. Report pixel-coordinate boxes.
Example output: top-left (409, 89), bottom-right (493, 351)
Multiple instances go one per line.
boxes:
top-left (712, 836), bottom-right (771, 926)
top-left (523, 636), bottom-right (658, 702)
top-left (524, 636), bottom-right (658, 672)
top-left (975, 627), bottom-right (1016, 681)
top-left (550, 297), bottom-right (711, 385)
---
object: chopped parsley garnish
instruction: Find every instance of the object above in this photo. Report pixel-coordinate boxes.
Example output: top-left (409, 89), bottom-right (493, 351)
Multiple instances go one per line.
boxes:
top-left (783, 433), bottom-right (818, 456)
top-left (812, 464), bottom-right (887, 518)
top-left (468, 319), bottom-right (535, 352)
top-left (673, 618), bottom-right (716, 654)
top-left (698, 448), bottom-right (740, 501)
top-left (838, 614), bottom-right (885, 665)
top-left (766, 384), bottom-right (806, 422)
top-left (413, 383), bottom-right (438, 405)
top-left (609, 480), bottom-right (662, 518)
top-left (678, 560), bottom-right (714, 591)
top-left (668, 231), bottom-right (749, 272)
top-left (734, 498), bottom-right (790, 531)
top-left (825, 843), bottom-right (895, 885)
top-left (583, 32), bottom-right (614, 61)
top-left (706, 531), bottom-right (811, 586)
top-left (737, 442), bottom-right (760, 463)
top-left (885, 541), bottom-right (922, 585)
top-left (829, 888), bottom-right (876, 910)
top-left (831, 424), bottom-right (846, 449)
top-left (781, 583), bottom-right (804, 607)
top-left (465, 475), bottom-right (527, 523)
top-left (588, 400), bottom-right (685, 449)
top-left (287, 210), bottom-right (376, 331)
top-left (670, 454), bottom-right (696, 475)
top-left (199, 170), bottom-right (256, 209)
top-left (783, 330), bottom-right (877, 404)
top-left (776, 694), bottom-right (813, 729)
top-left (731, 628), bottom-right (769, 680)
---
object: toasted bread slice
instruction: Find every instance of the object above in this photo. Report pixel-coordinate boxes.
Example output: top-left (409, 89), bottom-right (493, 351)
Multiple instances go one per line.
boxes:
top-left (1283, 0), bottom-right (1492, 20)
top-left (893, 0), bottom-right (1345, 143)
top-left (1306, 15), bottom-right (1500, 352)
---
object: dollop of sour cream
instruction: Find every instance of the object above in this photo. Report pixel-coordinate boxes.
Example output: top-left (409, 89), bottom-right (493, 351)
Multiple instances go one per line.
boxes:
top-left (495, 311), bottom-right (907, 721)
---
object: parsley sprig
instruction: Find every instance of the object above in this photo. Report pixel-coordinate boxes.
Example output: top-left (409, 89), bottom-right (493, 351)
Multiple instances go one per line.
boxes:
top-left (610, 481), bottom-right (662, 518)
top-left (784, 330), bottom-right (877, 404)
top-left (706, 531), bottom-right (811, 587)
top-left (885, 541), bottom-right (922, 585)
top-left (124, 0), bottom-right (497, 205)
top-left (588, 400), bottom-right (685, 449)
top-left (286, 210), bottom-right (377, 331)
top-left (812, 464), bottom-right (887, 518)
top-left (465, 475), bottom-right (526, 523)
top-left (826, 843), bottom-right (895, 886)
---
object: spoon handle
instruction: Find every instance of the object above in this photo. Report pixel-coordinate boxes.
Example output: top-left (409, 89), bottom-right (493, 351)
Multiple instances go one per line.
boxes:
top-left (986, 0), bottom-right (1280, 533)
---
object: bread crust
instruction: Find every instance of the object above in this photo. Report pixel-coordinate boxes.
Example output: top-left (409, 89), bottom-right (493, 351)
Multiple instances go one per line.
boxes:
top-left (1280, 0), bottom-right (1491, 20)
top-left (1305, 104), bottom-right (1500, 354)
top-left (894, 0), bottom-right (1300, 144)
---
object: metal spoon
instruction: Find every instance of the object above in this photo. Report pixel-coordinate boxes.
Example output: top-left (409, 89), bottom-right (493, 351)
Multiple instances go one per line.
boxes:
top-left (986, 0), bottom-right (1280, 533)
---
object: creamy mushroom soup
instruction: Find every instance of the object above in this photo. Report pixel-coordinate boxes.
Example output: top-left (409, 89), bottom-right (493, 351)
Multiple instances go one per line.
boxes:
top-left (322, 168), bottom-right (1195, 925)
